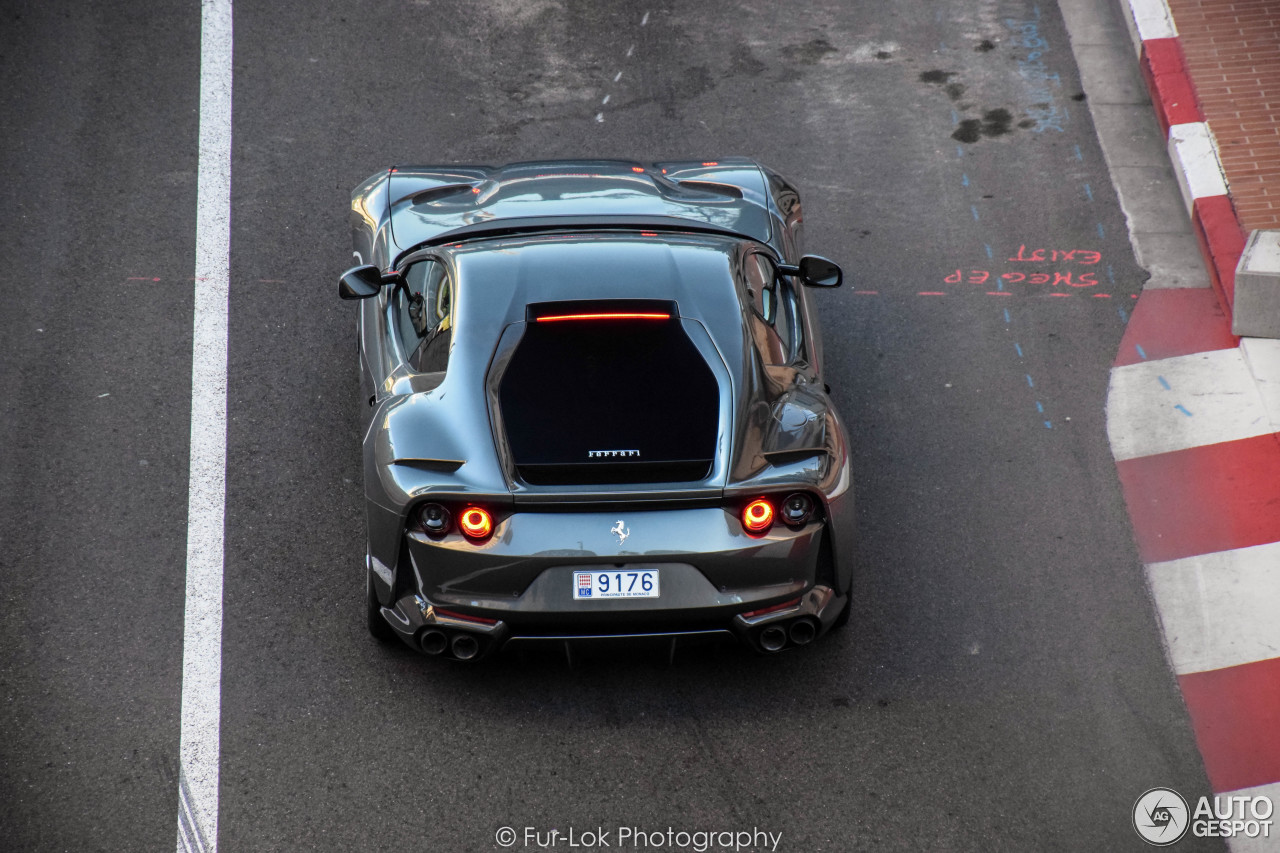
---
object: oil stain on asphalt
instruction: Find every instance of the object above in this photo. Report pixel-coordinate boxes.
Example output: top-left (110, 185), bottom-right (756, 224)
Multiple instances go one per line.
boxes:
top-left (919, 69), bottom-right (1020, 144)
top-left (952, 108), bottom-right (1013, 142)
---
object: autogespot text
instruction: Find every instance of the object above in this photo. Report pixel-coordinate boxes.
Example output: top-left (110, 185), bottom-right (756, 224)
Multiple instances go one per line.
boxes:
top-left (1191, 794), bottom-right (1273, 839)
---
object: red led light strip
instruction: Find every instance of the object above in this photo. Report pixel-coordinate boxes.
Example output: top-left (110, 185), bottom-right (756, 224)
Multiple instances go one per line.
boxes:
top-left (434, 607), bottom-right (498, 625)
top-left (535, 312), bottom-right (671, 323)
top-left (741, 597), bottom-right (801, 620)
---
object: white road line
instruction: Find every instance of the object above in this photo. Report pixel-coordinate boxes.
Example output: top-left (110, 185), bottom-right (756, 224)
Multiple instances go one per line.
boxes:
top-left (1147, 542), bottom-right (1280, 675)
top-left (1106, 348), bottom-right (1273, 461)
top-left (177, 1), bottom-right (232, 851)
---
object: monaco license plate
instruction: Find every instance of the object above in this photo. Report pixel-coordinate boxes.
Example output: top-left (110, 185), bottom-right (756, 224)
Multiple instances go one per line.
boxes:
top-left (573, 569), bottom-right (660, 600)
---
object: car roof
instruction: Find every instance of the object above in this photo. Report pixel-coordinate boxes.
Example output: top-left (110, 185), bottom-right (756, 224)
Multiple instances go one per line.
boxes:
top-left (439, 232), bottom-right (749, 325)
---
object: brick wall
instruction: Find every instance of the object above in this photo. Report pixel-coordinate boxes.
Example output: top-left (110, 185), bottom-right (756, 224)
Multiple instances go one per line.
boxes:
top-left (1168, 0), bottom-right (1280, 231)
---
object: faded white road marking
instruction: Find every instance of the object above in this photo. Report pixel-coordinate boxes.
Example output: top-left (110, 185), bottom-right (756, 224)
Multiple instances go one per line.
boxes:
top-left (595, 14), bottom-right (648, 125)
top-left (1107, 348), bottom-right (1272, 460)
top-left (1147, 542), bottom-right (1280, 675)
top-left (1240, 337), bottom-right (1280, 433)
top-left (177, 0), bottom-right (232, 851)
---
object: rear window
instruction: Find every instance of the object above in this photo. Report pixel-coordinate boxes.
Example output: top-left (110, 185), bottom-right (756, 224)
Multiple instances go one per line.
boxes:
top-left (499, 300), bottom-right (719, 485)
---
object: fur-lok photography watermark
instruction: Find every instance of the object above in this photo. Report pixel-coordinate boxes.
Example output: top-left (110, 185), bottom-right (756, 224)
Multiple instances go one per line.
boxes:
top-left (494, 826), bottom-right (782, 852)
top-left (1133, 787), bottom-right (1274, 845)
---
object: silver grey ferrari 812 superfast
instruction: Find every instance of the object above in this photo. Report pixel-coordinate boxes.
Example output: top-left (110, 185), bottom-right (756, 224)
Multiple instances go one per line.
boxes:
top-left (339, 158), bottom-right (855, 662)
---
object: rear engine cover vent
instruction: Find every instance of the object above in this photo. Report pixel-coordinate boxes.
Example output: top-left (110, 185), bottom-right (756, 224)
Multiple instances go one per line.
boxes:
top-left (500, 300), bottom-right (719, 485)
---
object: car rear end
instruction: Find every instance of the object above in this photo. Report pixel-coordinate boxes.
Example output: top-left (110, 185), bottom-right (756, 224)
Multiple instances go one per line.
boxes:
top-left (361, 230), bottom-right (852, 661)
top-left (383, 487), bottom-right (843, 661)
top-left (375, 289), bottom-right (848, 660)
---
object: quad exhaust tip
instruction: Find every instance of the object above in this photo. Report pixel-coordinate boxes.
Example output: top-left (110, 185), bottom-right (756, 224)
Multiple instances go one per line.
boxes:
top-left (755, 617), bottom-right (820, 653)
top-left (451, 634), bottom-right (481, 661)
top-left (789, 618), bottom-right (817, 646)
top-left (421, 628), bottom-right (484, 660)
top-left (421, 629), bottom-right (448, 655)
top-left (759, 625), bottom-right (788, 652)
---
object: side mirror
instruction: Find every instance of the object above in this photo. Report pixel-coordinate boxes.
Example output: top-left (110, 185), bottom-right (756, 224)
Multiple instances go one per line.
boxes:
top-left (798, 255), bottom-right (842, 288)
top-left (339, 265), bottom-right (390, 300)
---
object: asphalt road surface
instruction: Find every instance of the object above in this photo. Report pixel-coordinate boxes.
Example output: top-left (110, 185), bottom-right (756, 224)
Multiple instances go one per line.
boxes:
top-left (1, 0), bottom-right (1223, 851)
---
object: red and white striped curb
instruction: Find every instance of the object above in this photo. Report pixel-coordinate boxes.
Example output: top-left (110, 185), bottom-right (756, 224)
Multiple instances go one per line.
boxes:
top-left (1109, 0), bottom-right (1280, 843)
top-left (1119, 0), bottom-right (1249, 312)
top-left (1109, 333), bottom-right (1280, 849)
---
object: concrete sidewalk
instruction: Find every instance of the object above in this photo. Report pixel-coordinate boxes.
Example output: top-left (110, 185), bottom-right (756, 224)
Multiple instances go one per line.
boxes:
top-left (1064, 0), bottom-right (1280, 845)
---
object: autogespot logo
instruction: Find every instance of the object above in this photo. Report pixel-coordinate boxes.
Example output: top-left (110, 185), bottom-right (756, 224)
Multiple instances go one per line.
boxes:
top-left (1134, 788), bottom-right (1190, 846)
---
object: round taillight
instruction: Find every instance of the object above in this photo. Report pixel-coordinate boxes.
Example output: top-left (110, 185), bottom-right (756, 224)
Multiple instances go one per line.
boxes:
top-left (418, 503), bottom-right (451, 536)
top-left (781, 492), bottom-right (815, 526)
top-left (742, 498), bottom-right (774, 533)
top-left (458, 507), bottom-right (493, 540)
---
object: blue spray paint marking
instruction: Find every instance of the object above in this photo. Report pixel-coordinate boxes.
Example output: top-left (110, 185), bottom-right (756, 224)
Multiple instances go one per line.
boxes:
top-left (1158, 375), bottom-right (1171, 390)
top-left (942, 68), bottom-right (1059, 435)
top-left (1175, 404), bottom-right (1193, 417)
top-left (1096, 222), bottom-right (1106, 239)
top-left (1136, 343), bottom-right (1148, 360)
top-left (1074, 144), bottom-right (1083, 161)
top-left (1118, 307), bottom-right (1129, 323)
top-left (1005, 15), bottom-right (1067, 133)
top-left (1083, 183), bottom-right (1094, 202)
top-left (1107, 265), bottom-right (1115, 285)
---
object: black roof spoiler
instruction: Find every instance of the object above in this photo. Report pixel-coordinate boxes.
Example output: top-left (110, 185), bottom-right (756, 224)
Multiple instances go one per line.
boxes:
top-left (393, 215), bottom-right (758, 266)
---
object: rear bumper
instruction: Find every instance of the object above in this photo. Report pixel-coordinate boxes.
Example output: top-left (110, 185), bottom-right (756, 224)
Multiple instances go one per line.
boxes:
top-left (401, 505), bottom-right (828, 601)
top-left (376, 582), bottom-right (844, 661)
top-left (371, 502), bottom-right (850, 660)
